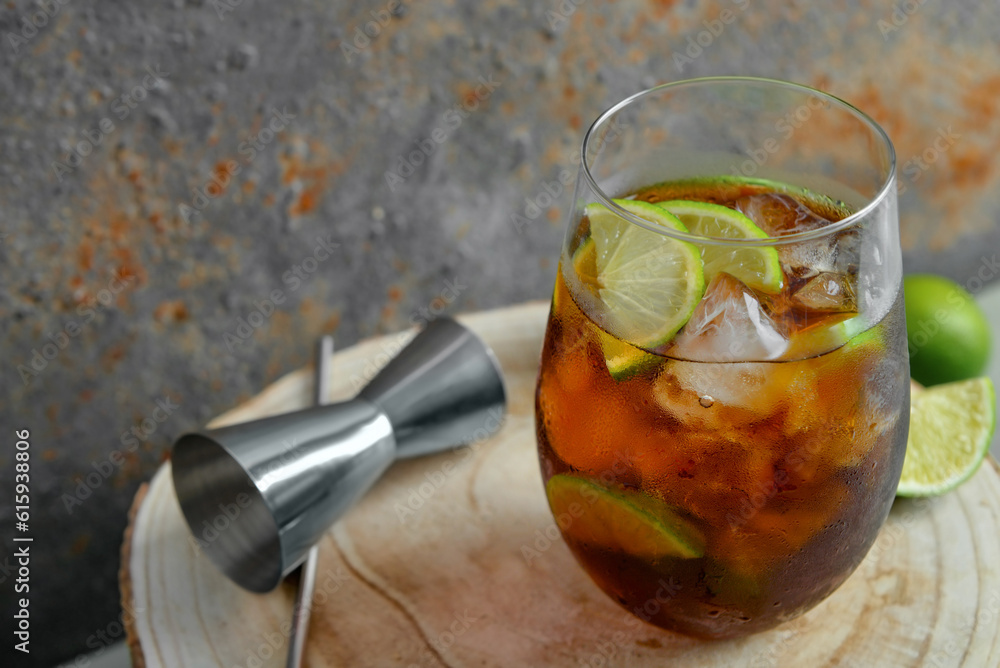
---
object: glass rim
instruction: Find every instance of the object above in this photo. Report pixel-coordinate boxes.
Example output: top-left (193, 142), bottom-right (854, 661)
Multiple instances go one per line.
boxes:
top-left (580, 76), bottom-right (897, 247)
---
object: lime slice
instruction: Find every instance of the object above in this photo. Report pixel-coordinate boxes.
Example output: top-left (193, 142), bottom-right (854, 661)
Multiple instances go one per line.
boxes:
top-left (656, 200), bottom-right (783, 294)
top-left (572, 237), bottom-right (663, 379)
top-left (582, 200), bottom-right (705, 349)
top-left (546, 474), bottom-right (705, 559)
top-left (896, 377), bottom-right (996, 497)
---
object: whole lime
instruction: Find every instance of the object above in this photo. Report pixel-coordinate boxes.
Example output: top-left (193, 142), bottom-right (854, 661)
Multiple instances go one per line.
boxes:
top-left (903, 274), bottom-right (991, 386)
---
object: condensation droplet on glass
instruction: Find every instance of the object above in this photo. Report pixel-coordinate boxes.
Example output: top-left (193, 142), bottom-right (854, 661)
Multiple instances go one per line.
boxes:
top-left (699, 395), bottom-right (714, 408)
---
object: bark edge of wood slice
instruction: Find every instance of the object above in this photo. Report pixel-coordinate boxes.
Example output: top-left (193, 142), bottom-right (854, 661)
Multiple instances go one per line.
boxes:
top-left (121, 301), bottom-right (1000, 667)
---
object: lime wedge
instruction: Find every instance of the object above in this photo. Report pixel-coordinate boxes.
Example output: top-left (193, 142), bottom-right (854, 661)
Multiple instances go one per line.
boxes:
top-left (581, 200), bottom-right (705, 349)
top-left (896, 377), bottom-right (996, 497)
top-left (839, 319), bottom-right (885, 357)
top-left (597, 329), bottom-right (662, 381)
top-left (656, 199), bottom-right (783, 294)
top-left (781, 314), bottom-right (868, 361)
top-left (546, 474), bottom-right (705, 560)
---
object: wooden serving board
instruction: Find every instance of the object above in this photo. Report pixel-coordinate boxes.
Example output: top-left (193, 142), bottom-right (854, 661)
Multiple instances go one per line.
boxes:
top-left (122, 302), bottom-right (1000, 667)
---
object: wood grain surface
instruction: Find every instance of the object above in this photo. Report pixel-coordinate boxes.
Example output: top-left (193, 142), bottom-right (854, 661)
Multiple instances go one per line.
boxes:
top-left (121, 302), bottom-right (1000, 667)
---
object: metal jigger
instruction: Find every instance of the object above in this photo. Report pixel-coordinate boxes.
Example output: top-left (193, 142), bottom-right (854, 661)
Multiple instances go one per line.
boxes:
top-left (171, 317), bottom-right (506, 593)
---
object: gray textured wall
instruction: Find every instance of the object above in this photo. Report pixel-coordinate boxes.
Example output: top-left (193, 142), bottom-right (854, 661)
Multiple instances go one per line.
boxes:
top-left (2, 0), bottom-right (1000, 664)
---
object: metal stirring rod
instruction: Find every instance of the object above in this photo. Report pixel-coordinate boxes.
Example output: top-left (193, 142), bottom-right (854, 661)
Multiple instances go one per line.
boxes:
top-left (286, 335), bottom-right (333, 667)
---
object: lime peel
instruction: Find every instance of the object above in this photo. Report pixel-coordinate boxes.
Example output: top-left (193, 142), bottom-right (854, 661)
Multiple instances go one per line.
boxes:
top-left (904, 274), bottom-right (991, 386)
top-left (597, 328), bottom-right (661, 381)
top-left (546, 474), bottom-right (706, 559)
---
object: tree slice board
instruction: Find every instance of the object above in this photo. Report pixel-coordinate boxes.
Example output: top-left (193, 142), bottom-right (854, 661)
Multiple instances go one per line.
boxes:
top-left (121, 301), bottom-right (1000, 668)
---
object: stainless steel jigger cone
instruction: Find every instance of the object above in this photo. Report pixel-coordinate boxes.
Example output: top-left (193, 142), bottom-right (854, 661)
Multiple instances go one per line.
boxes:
top-left (171, 317), bottom-right (506, 592)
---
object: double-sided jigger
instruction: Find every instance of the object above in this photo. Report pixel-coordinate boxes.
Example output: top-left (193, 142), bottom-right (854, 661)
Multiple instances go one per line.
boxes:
top-left (171, 317), bottom-right (507, 593)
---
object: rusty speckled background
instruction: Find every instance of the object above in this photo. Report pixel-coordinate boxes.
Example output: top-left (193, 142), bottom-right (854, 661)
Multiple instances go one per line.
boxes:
top-left (2, 0), bottom-right (1000, 664)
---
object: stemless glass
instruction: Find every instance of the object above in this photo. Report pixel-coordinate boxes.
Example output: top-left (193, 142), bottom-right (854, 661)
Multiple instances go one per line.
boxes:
top-left (534, 77), bottom-right (908, 639)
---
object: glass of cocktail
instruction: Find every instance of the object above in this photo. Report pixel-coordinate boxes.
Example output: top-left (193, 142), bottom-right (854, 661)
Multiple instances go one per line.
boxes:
top-left (535, 77), bottom-right (908, 638)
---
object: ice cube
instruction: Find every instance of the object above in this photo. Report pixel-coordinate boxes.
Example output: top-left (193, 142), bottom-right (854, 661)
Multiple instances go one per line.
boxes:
top-left (779, 238), bottom-right (838, 285)
top-left (663, 361), bottom-right (772, 411)
top-left (734, 193), bottom-right (830, 236)
top-left (736, 194), bottom-right (861, 288)
top-left (830, 228), bottom-right (862, 275)
top-left (737, 193), bottom-right (836, 282)
top-left (792, 272), bottom-right (858, 313)
top-left (670, 273), bottom-right (789, 362)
